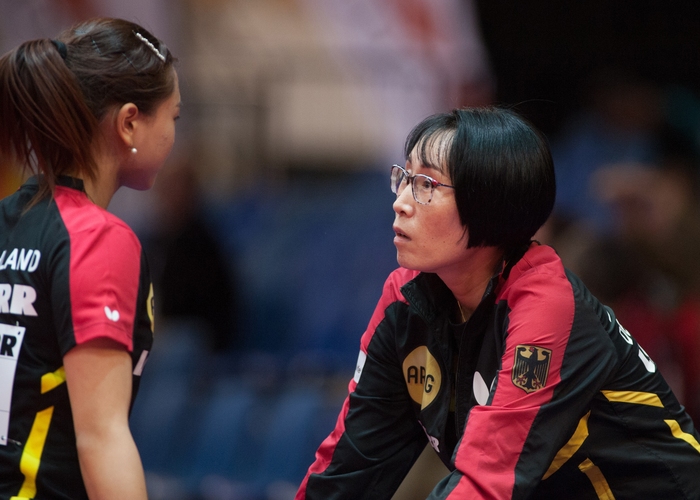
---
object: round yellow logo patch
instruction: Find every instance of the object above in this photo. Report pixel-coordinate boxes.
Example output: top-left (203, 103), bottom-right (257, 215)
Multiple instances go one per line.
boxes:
top-left (146, 283), bottom-right (155, 333)
top-left (402, 346), bottom-right (442, 409)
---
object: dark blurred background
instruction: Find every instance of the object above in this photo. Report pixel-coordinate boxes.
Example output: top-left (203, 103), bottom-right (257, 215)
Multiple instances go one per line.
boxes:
top-left (477, 0), bottom-right (700, 133)
top-left (2, 1), bottom-right (700, 499)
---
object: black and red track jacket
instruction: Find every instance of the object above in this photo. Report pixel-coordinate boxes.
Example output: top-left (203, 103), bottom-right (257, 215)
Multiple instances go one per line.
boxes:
top-left (296, 243), bottom-right (700, 499)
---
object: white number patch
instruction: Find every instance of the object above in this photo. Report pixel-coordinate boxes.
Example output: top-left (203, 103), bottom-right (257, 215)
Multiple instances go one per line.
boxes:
top-left (638, 344), bottom-right (656, 373)
top-left (0, 322), bottom-right (25, 446)
top-left (617, 319), bottom-right (656, 373)
top-left (616, 320), bottom-right (634, 345)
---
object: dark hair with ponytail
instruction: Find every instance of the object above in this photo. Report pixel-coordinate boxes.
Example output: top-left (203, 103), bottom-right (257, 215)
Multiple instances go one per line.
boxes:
top-left (0, 17), bottom-right (175, 201)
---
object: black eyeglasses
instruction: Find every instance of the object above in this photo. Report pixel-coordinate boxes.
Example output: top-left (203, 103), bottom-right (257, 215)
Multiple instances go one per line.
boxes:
top-left (390, 164), bottom-right (454, 205)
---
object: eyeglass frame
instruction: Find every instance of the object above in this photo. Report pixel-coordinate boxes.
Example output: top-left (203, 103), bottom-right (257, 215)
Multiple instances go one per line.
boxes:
top-left (390, 164), bottom-right (455, 205)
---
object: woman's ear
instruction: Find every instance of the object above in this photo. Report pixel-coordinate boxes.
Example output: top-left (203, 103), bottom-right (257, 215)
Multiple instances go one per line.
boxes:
top-left (115, 103), bottom-right (140, 149)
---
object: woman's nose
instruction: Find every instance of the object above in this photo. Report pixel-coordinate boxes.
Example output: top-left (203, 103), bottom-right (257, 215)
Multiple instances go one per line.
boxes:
top-left (393, 182), bottom-right (414, 215)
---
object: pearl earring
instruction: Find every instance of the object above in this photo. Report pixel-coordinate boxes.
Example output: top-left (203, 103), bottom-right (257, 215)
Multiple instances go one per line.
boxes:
top-left (130, 147), bottom-right (137, 154)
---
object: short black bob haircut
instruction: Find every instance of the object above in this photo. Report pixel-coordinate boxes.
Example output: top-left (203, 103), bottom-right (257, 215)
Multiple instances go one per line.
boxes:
top-left (404, 106), bottom-right (556, 252)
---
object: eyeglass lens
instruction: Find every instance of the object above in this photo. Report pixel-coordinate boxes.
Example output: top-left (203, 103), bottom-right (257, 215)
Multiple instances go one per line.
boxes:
top-left (390, 165), bottom-right (434, 204)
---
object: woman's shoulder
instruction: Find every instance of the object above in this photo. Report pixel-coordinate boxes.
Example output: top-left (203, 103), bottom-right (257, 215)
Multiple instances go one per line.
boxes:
top-left (387, 267), bottom-right (420, 284)
top-left (501, 244), bottom-right (573, 301)
top-left (384, 267), bottom-right (420, 297)
top-left (54, 186), bottom-right (141, 248)
top-left (510, 244), bottom-right (567, 279)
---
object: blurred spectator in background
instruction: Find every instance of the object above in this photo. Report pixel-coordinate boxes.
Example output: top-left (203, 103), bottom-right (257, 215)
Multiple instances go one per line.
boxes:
top-left (585, 128), bottom-right (700, 423)
top-left (550, 69), bottom-right (665, 236)
top-left (145, 156), bottom-right (240, 353)
top-left (545, 75), bottom-right (700, 424)
top-left (295, 0), bottom-right (493, 161)
top-left (178, 0), bottom-right (493, 197)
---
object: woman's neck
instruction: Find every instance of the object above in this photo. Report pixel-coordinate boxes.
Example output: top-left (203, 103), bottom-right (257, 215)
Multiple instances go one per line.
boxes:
top-left (80, 173), bottom-right (117, 209)
top-left (440, 246), bottom-right (504, 321)
top-left (75, 141), bottom-right (120, 209)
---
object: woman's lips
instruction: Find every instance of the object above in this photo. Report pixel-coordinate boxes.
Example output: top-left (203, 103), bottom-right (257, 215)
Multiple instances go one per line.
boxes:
top-left (393, 226), bottom-right (410, 241)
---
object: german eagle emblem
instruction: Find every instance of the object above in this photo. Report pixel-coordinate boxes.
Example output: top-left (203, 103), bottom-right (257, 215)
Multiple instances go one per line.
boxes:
top-left (512, 345), bottom-right (552, 393)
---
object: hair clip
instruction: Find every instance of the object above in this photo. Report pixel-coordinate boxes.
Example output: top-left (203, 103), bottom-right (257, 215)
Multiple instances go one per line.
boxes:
top-left (133, 31), bottom-right (166, 63)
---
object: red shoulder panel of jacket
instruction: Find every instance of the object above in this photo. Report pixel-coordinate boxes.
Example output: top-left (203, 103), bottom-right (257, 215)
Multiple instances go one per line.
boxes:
top-left (54, 186), bottom-right (142, 352)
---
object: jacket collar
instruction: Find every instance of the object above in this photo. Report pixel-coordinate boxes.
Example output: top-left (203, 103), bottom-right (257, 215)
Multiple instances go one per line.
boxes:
top-left (399, 241), bottom-right (540, 326)
top-left (25, 175), bottom-right (85, 192)
top-left (55, 175), bottom-right (85, 191)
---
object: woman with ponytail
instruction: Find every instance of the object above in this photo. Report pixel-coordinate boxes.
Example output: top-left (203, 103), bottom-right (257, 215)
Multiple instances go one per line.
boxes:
top-left (0, 17), bottom-right (180, 499)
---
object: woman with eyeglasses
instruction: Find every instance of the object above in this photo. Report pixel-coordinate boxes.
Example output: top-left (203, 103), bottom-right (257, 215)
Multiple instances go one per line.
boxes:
top-left (0, 18), bottom-right (179, 499)
top-left (296, 107), bottom-right (700, 499)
